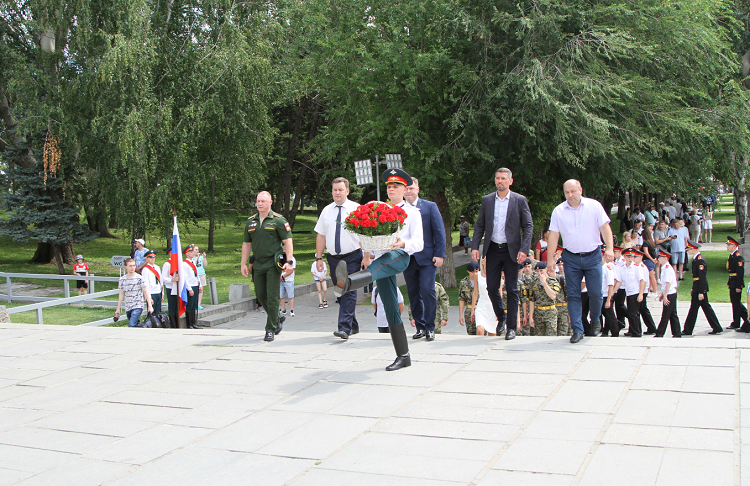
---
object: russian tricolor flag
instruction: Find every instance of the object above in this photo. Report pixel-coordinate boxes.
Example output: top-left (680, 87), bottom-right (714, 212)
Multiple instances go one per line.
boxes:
top-left (170, 216), bottom-right (188, 316)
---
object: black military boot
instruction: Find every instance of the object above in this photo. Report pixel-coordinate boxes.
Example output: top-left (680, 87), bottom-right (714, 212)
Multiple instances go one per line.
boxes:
top-left (168, 315), bottom-right (179, 329)
top-left (186, 310), bottom-right (200, 329)
top-left (385, 323), bottom-right (411, 371)
top-left (335, 261), bottom-right (372, 294)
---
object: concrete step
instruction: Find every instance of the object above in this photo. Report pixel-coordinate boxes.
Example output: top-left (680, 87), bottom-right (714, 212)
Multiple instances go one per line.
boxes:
top-left (195, 303), bottom-right (234, 318)
top-left (197, 310), bottom-right (248, 328)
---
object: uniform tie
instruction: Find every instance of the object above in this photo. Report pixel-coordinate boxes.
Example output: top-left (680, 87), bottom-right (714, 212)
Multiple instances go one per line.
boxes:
top-left (335, 205), bottom-right (342, 255)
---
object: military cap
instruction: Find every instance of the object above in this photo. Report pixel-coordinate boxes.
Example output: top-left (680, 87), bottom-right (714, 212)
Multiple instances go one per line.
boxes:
top-left (632, 249), bottom-right (644, 257)
top-left (658, 249), bottom-right (671, 258)
top-left (622, 248), bottom-right (636, 256)
top-left (687, 240), bottom-right (701, 250)
top-left (382, 168), bottom-right (413, 186)
top-left (613, 246), bottom-right (623, 252)
top-left (145, 250), bottom-right (156, 258)
top-left (182, 246), bottom-right (192, 255)
top-left (727, 236), bottom-right (740, 246)
top-left (556, 257), bottom-right (564, 264)
top-left (467, 261), bottom-right (479, 272)
top-left (535, 261), bottom-right (547, 270)
top-left (523, 258), bottom-right (533, 266)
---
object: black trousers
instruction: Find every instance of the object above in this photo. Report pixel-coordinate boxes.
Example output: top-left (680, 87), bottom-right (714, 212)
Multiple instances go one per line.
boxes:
top-left (683, 291), bottom-right (722, 334)
top-left (581, 292), bottom-right (591, 334)
top-left (486, 244), bottom-right (518, 331)
top-left (729, 287), bottom-right (748, 327)
top-left (638, 293), bottom-right (658, 334)
top-left (656, 294), bottom-right (680, 337)
top-left (614, 288), bottom-right (627, 323)
top-left (601, 300), bottom-right (619, 337)
top-left (626, 294), bottom-right (642, 336)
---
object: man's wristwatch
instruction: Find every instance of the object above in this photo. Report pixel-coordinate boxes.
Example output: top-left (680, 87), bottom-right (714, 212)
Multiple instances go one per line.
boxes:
top-left (315, 257), bottom-right (322, 261)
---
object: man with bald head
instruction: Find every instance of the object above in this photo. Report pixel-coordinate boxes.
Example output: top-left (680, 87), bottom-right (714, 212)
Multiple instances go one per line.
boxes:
top-left (547, 180), bottom-right (614, 343)
top-left (241, 191), bottom-right (294, 342)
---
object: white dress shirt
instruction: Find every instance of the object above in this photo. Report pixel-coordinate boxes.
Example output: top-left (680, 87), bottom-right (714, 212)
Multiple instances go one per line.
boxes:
top-left (183, 259), bottom-right (199, 287)
top-left (621, 264), bottom-right (647, 296)
top-left (549, 197), bottom-right (610, 253)
top-left (142, 263), bottom-right (163, 294)
top-left (373, 202), bottom-right (424, 258)
top-left (601, 263), bottom-right (615, 295)
top-left (314, 199), bottom-right (362, 255)
top-left (637, 262), bottom-right (650, 291)
top-left (660, 263), bottom-right (678, 295)
top-left (491, 192), bottom-right (510, 244)
top-left (162, 261), bottom-right (174, 290)
top-left (611, 260), bottom-right (622, 283)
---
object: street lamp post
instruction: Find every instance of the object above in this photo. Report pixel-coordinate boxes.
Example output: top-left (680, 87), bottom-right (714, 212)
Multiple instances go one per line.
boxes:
top-left (353, 154), bottom-right (403, 201)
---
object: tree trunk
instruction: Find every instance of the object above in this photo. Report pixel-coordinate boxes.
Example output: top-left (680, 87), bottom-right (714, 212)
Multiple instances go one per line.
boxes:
top-left (52, 245), bottom-right (66, 274)
top-left (288, 166), bottom-right (306, 228)
top-left (208, 173), bottom-right (216, 251)
top-left (730, 150), bottom-right (749, 234)
top-left (95, 209), bottom-right (117, 238)
top-left (29, 242), bottom-right (54, 264)
top-left (434, 189), bottom-right (457, 288)
top-left (279, 101), bottom-right (305, 217)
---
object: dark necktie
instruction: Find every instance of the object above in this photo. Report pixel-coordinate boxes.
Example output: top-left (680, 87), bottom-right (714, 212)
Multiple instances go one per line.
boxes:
top-left (335, 205), bottom-right (342, 254)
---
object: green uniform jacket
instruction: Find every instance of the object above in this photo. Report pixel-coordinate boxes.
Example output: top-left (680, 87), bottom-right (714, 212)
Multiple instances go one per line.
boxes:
top-left (244, 212), bottom-right (292, 268)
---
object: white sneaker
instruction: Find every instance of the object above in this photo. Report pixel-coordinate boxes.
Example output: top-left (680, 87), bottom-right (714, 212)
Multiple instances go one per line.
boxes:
top-left (290, 310), bottom-right (295, 317)
top-left (280, 309), bottom-right (286, 316)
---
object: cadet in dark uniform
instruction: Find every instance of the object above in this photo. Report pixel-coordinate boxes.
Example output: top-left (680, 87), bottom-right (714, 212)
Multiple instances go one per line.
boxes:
top-left (682, 240), bottom-right (723, 335)
top-left (240, 191), bottom-right (294, 342)
top-left (726, 236), bottom-right (748, 330)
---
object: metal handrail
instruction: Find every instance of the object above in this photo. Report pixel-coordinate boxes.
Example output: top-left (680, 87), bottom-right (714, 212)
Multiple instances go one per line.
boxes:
top-left (6, 288), bottom-right (121, 324)
top-left (0, 271), bottom-right (120, 304)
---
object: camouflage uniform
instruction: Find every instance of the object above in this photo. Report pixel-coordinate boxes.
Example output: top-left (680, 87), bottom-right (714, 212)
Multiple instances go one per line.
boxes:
top-left (458, 276), bottom-right (477, 335)
top-left (528, 275), bottom-right (560, 336)
top-left (518, 275), bottom-right (534, 336)
top-left (409, 282), bottom-right (450, 334)
top-left (556, 274), bottom-right (570, 336)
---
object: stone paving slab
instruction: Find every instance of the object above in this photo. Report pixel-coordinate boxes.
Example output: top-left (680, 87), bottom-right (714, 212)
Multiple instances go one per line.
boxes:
top-left (0, 322), bottom-right (748, 485)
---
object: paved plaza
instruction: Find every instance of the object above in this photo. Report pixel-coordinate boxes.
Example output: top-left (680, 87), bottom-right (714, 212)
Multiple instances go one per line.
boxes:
top-left (1, 303), bottom-right (749, 485)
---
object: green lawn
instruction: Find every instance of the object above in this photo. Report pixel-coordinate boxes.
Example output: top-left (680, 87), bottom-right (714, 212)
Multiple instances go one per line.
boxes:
top-left (674, 250), bottom-right (735, 304)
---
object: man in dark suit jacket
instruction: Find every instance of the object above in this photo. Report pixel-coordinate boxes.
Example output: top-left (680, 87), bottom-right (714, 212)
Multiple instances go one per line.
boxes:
top-left (472, 167), bottom-right (534, 340)
top-left (403, 178), bottom-right (447, 341)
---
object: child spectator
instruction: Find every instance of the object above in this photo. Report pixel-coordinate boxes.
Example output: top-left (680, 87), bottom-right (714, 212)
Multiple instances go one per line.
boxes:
top-left (311, 259), bottom-right (328, 308)
top-left (74, 255), bottom-right (89, 296)
top-left (279, 256), bottom-right (296, 317)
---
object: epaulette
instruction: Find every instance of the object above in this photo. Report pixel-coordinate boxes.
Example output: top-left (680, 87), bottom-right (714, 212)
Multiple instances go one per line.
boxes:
top-left (248, 213), bottom-right (258, 220)
top-left (273, 211), bottom-right (284, 218)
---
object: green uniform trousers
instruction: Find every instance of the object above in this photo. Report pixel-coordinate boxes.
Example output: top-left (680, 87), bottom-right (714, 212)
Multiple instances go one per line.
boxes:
top-left (255, 263), bottom-right (282, 333)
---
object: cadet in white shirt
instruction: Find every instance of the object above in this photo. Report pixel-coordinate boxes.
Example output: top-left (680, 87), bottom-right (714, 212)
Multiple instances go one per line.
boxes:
top-left (334, 168), bottom-right (423, 371)
top-left (655, 250), bottom-right (680, 337)
top-left (620, 248), bottom-right (647, 337)
top-left (141, 251), bottom-right (163, 313)
top-left (631, 250), bottom-right (658, 335)
top-left (600, 250), bottom-right (619, 337)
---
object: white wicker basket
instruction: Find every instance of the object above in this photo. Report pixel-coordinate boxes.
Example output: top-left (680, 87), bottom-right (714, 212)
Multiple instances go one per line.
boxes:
top-left (359, 233), bottom-right (399, 252)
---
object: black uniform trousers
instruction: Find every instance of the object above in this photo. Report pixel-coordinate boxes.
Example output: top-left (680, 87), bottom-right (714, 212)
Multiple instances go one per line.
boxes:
top-left (637, 293), bottom-right (657, 334)
top-left (626, 294), bottom-right (642, 337)
top-left (614, 288), bottom-right (627, 324)
top-left (601, 300), bottom-right (619, 337)
top-left (729, 288), bottom-right (748, 327)
top-left (656, 294), bottom-right (680, 337)
top-left (683, 291), bottom-right (722, 335)
top-left (327, 251), bottom-right (362, 334)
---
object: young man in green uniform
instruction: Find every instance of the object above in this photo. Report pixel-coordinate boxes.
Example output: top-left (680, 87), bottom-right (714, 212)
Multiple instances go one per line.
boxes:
top-left (240, 191), bottom-right (294, 342)
top-left (528, 262), bottom-right (560, 336)
top-left (409, 281), bottom-right (450, 334)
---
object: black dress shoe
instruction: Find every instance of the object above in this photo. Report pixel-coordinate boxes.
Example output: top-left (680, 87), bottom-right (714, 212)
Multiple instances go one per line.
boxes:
top-left (333, 330), bottom-right (349, 340)
top-left (505, 329), bottom-right (516, 340)
top-left (570, 332), bottom-right (583, 343)
top-left (708, 329), bottom-right (723, 335)
top-left (275, 315), bottom-right (285, 335)
top-left (264, 332), bottom-right (274, 342)
top-left (728, 324), bottom-right (740, 329)
top-left (351, 329), bottom-right (360, 335)
top-left (618, 321), bottom-right (626, 330)
top-left (496, 324), bottom-right (506, 335)
top-left (672, 335), bottom-right (681, 338)
top-left (413, 330), bottom-right (426, 339)
top-left (653, 334), bottom-right (663, 338)
top-left (385, 354), bottom-right (411, 371)
top-left (425, 330), bottom-right (435, 341)
top-left (643, 331), bottom-right (655, 335)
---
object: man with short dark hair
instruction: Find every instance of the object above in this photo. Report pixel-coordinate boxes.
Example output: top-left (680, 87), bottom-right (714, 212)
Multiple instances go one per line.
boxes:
top-left (682, 240), bottom-right (723, 335)
top-left (472, 168), bottom-right (534, 340)
top-left (314, 177), bottom-right (368, 340)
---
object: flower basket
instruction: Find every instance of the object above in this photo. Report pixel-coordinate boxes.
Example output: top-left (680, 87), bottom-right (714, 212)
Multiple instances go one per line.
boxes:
top-left (342, 201), bottom-right (408, 248)
top-left (359, 233), bottom-right (399, 252)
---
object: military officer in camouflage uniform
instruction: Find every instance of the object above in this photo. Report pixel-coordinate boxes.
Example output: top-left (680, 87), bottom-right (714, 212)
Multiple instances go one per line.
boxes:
top-left (459, 261), bottom-right (479, 335)
top-left (555, 257), bottom-right (570, 336)
top-left (240, 191), bottom-right (294, 342)
top-left (409, 281), bottom-right (450, 334)
top-left (528, 262), bottom-right (560, 335)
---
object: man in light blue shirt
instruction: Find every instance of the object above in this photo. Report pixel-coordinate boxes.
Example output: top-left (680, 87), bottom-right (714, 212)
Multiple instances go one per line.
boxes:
top-left (667, 219), bottom-right (689, 280)
top-left (133, 238), bottom-right (149, 274)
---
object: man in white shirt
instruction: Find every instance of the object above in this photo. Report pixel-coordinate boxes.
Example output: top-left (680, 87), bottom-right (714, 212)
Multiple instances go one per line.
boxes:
top-left (655, 250), bottom-right (680, 337)
top-left (547, 179), bottom-right (614, 343)
top-left (335, 168), bottom-right (423, 371)
top-left (620, 248), bottom-right (647, 337)
top-left (314, 177), bottom-right (367, 339)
